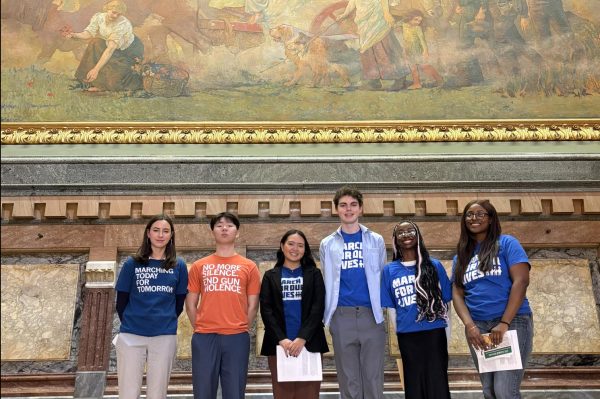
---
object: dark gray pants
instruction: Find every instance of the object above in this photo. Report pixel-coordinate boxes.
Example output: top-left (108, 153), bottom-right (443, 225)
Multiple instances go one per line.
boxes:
top-left (191, 332), bottom-right (250, 399)
top-left (330, 306), bottom-right (385, 399)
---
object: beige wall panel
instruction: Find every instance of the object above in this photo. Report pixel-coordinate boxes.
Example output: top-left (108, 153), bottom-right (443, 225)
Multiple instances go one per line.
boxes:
top-left (393, 195), bottom-right (416, 215)
top-left (582, 195), bottom-right (600, 214)
top-left (205, 198), bottom-right (227, 216)
top-left (423, 196), bottom-right (448, 215)
top-left (362, 197), bottom-right (384, 216)
top-left (1, 264), bottom-right (79, 361)
top-left (519, 194), bottom-right (543, 214)
top-left (76, 199), bottom-right (100, 218)
top-left (43, 199), bottom-right (68, 218)
top-left (142, 199), bottom-right (166, 217)
top-left (478, 196), bottom-right (512, 214)
top-left (173, 197), bottom-right (197, 217)
top-left (548, 196), bottom-right (575, 214)
top-left (108, 200), bottom-right (133, 218)
top-left (10, 199), bottom-right (34, 219)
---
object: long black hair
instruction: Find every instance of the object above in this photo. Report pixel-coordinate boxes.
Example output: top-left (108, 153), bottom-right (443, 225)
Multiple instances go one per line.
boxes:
top-left (274, 229), bottom-right (317, 269)
top-left (392, 221), bottom-right (448, 322)
top-left (454, 199), bottom-right (502, 288)
top-left (133, 214), bottom-right (177, 270)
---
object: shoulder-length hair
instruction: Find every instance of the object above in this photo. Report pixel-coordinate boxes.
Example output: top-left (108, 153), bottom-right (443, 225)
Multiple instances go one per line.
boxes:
top-left (133, 214), bottom-right (177, 270)
top-left (392, 220), bottom-right (447, 322)
top-left (454, 199), bottom-right (501, 288)
top-left (274, 229), bottom-right (317, 270)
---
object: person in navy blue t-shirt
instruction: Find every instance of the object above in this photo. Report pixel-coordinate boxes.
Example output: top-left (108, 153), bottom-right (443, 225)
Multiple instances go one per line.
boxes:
top-left (381, 220), bottom-right (452, 399)
top-left (260, 229), bottom-right (328, 399)
top-left (115, 214), bottom-right (188, 399)
top-left (452, 200), bottom-right (533, 399)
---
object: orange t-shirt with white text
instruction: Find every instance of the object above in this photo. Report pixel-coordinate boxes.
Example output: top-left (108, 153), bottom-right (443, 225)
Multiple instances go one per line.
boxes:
top-left (188, 253), bottom-right (260, 335)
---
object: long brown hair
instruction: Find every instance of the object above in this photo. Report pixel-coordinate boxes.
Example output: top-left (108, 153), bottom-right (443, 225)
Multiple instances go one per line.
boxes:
top-left (454, 200), bottom-right (501, 288)
top-left (133, 214), bottom-right (177, 270)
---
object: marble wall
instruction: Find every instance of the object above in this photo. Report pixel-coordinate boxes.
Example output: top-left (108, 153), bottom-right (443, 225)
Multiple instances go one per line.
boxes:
top-left (1, 239), bottom-right (599, 375)
top-left (0, 253), bottom-right (87, 374)
top-left (1, 264), bottom-right (80, 361)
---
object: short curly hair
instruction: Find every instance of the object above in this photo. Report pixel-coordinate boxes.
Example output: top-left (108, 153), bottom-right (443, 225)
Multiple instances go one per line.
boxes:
top-left (333, 185), bottom-right (363, 208)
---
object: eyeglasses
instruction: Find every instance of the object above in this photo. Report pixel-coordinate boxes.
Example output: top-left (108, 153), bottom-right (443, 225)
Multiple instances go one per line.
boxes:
top-left (396, 230), bottom-right (417, 238)
top-left (465, 211), bottom-right (489, 220)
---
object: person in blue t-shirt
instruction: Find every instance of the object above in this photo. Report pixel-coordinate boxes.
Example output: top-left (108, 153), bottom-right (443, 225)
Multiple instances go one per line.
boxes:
top-left (260, 229), bottom-right (329, 399)
top-left (452, 200), bottom-right (533, 399)
top-left (320, 186), bottom-right (387, 399)
top-left (381, 220), bottom-right (452, 399)
top-left (115, 214), bottom-right (189, 399)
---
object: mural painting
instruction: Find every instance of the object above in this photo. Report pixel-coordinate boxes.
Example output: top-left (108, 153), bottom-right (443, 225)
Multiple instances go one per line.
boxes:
top-left (1, 0), bottom-right (599, 123)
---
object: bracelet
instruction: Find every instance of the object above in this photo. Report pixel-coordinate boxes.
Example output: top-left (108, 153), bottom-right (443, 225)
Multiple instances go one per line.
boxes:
top-left (467, 324), bottom-right (478, 331)
top-left (499, 320), bottom-right (510, 327)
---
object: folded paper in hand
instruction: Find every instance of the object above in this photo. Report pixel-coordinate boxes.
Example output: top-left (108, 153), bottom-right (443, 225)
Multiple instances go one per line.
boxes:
top-left (475, 330), bottom-right (522, 373)
top-left (276, 346), bottom-right (323, 382)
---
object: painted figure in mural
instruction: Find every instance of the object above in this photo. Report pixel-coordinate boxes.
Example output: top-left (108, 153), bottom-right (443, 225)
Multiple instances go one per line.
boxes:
top-left (486, 0), bottom-right (544, 75)
top-left (523, 0), bottom-right (574, 54)
top-left (381, 220), bottom-right (452, 399)
top-left (336, 0), bottom-right (410, 90)
top-left (185, 212), bottom-right (261, 399)
top-left (452, 199), bottom-right (534, 398)
top-left (61, 0), bottom-right (143, 92)
top-left (320, 186), bottom-right (387, 399)
top-left (114, 214), bottom-right (189, 399)
top-left (398, 9), bottom-right (444, 89)
top-left (447, 0), bottom-right (489, 85)
top-left (259, 229), bottom-right (329, 399)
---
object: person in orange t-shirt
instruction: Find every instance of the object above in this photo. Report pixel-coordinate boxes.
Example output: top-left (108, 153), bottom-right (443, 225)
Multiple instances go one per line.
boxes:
top-left (185, 212), bottom-right (261, 399)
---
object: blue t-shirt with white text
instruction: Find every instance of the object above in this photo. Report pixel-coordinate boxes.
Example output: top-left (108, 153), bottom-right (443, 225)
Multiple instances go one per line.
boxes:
top-left (116, 257), bottom-right (188, 336)
top-left (337, 230), bottom-right (371, 307)
top-left (381, 258), bottom-right (452, 333)
top-left (282, 266), bottom-right (303, 340)
top-left (452, 235), bottom-right (531, 320)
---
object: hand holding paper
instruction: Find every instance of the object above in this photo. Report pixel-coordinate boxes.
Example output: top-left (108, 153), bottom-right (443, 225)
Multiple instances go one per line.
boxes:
top-left (474, 330), bottom-right (522, 373)
top-left (276, 346), bottom-right (322, 382)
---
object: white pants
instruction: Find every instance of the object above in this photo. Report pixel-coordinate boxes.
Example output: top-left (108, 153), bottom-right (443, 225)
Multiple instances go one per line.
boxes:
top-left (116, 333), bottom-right (177, 399)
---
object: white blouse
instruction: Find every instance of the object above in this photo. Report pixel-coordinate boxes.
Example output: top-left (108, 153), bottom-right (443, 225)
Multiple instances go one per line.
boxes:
top-left (84, 12), bottom-right (135, 51)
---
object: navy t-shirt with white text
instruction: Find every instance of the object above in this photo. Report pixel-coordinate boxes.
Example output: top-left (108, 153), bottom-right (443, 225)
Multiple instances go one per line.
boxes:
top-left (338, 230), bottom-right (371, 307)
top-left (282, 266), bottom-right (303, 340)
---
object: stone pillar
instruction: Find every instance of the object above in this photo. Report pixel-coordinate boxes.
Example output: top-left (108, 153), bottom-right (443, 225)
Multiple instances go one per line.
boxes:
top-left (74, 247), bottom-right (117, 399)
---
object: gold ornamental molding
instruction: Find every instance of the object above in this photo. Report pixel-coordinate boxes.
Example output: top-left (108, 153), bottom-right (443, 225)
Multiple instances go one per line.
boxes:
top-left (2, 120), bottom-right (599, 144)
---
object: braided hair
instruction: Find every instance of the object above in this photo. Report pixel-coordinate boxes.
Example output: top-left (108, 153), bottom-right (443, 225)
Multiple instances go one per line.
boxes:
top-left (392, 221), bottom-right (448, 322)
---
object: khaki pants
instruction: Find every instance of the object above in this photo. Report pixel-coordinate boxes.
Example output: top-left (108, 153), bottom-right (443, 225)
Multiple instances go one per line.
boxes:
top-left (116, 333), bottom-right (177, 399)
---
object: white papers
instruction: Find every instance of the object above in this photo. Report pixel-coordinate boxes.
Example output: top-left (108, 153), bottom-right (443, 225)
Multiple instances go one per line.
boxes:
top-left (475, 330), bottom-right (522, 373)
top-left (276, 346), bottom-right (323, 382)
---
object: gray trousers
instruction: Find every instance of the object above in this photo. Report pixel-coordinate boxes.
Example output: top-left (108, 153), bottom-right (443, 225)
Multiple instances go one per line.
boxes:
top-left (330, 306), bottom-right (386, 399)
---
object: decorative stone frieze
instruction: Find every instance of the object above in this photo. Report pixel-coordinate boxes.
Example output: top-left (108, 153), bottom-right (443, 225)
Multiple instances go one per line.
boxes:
top-left (84, 261), bottom-right (116, 288)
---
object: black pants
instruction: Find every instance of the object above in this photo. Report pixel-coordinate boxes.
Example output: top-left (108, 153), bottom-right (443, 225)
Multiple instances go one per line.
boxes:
top-left (397, 328), bottom-right (451, 399)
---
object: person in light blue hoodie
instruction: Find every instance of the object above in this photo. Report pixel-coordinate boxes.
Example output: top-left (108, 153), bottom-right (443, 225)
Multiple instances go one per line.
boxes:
top-left (320, 186), bottom-right (387, 399)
